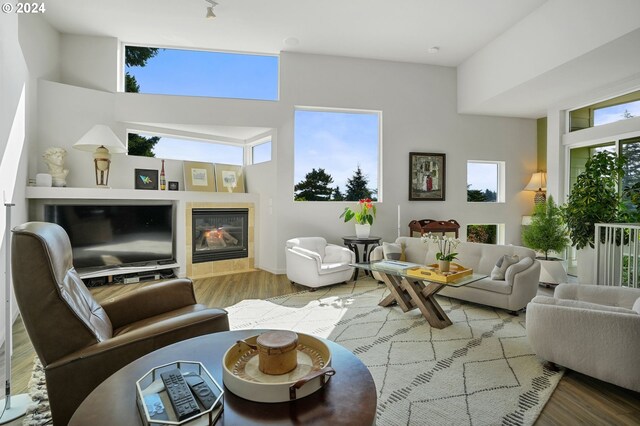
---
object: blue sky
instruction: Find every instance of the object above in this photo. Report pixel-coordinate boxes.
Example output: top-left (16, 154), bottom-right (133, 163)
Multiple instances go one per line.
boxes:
top-left (594, 101), bottom-right (640, 126)
top-left (126, 48), bottom-right (278, 100)
top-left (145, 134), bottom-right (243, 165)
top-left (294, 110), bottom-right (379, 194)
top-left (467, 162), bottom-right (498, 192)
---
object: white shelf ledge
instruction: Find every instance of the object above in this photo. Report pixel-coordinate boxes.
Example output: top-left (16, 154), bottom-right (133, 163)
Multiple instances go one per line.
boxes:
top-left (25, 186), bottom-right (258, 202)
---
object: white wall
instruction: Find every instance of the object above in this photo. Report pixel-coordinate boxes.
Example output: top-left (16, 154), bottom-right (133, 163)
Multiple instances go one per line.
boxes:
top-left (458, 0), bottom-right (640, 117)
top-left (275, 53), bottom-right (536, 271)
top-left (32, 35), bottom-right (536, 275)
top-left (0, 14), bottom-right (58, 346)
top-left (60, 34), bottom-right (118, 93)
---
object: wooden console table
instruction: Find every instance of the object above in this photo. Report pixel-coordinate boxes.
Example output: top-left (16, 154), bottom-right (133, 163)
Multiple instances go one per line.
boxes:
top-left (408, 219), bottom-right (460, 238)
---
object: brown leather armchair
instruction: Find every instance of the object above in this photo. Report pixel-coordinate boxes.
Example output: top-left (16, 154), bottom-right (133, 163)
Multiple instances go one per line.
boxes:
top-left (11, 222), bottom-right (230, 425)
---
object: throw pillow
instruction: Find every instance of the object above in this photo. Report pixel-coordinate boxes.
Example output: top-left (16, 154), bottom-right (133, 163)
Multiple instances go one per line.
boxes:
top-left (382, 242), bottom-right (405, 261)
top-left (491, 254), bottom-right (519, 280)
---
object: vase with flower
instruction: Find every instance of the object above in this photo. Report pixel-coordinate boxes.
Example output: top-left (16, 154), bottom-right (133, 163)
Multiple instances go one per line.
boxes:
top-left (339, 198), bottom-right (376, 238)
top-left (422, 233), bottom-right (461, 272)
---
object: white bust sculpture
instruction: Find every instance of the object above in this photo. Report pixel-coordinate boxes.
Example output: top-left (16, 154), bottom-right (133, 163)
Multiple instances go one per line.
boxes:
top-left (43, 147), bottom-right (69, 187)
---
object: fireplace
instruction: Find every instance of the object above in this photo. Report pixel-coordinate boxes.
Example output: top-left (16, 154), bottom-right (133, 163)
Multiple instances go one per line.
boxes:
top-left (192, 208), bottom-right (248, 263)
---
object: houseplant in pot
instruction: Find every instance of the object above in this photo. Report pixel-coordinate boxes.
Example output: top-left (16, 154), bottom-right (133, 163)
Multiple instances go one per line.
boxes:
top-left (339, 198), bottom-right (376, 238)
top-left (562, 151), bottom-right (626, 282)
top-left (522, 196), bottom-right (570, 286)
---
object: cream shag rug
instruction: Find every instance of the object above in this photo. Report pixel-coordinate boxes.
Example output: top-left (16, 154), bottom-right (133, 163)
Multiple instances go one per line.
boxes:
top-left (23, 358), bottom-right (51, 426)
top-left (24, 279), bottom-right (562, 426)
top-left (226, 280), bottom-right (563, 426)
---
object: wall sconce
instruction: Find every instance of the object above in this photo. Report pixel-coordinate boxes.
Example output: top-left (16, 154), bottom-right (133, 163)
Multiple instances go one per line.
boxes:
top-left (524, 171), bottom-right (547, 204)
top-left (73, 125), bottom-right (127, 188)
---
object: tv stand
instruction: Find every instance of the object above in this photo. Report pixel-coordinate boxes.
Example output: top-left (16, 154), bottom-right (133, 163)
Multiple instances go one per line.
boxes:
top-left (79, 263), bottom-right (179, 287)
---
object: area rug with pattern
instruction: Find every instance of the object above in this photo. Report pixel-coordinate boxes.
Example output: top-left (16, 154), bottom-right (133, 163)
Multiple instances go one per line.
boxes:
top-left (226, 280), bottom-right (563, 426)
top-left (24, 279), bottom-right (562, 426)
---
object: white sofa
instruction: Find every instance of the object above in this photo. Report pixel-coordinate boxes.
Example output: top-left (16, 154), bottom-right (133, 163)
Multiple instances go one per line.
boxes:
top-left (526, 283), bottom-right (640, 392)
top-left (370, 237), bottom-right (540, 312)
top-left (285, 237), bottom-right (355, 289)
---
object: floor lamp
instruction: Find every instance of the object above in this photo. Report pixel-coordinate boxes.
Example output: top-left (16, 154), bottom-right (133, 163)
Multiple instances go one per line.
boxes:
top-left (0, 201), bottom-right (29, 424)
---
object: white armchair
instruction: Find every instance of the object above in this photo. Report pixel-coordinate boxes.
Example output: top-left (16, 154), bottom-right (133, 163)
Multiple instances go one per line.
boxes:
top-left (526, 283), bottom-right (640, 391)
top-left (285, 237), bottom-right (355, 290)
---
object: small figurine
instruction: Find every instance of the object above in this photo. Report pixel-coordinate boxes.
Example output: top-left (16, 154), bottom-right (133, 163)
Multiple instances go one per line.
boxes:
top-left (43, 147), bottom-right (69, 187)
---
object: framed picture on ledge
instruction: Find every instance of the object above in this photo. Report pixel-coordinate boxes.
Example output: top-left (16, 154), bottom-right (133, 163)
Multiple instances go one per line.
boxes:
top-left (214, 163), bottom-right (245, 193)
top-left (409, 152), bottom-right (445, 201)
top-left (183, 161), bottom-right (215, 192)
top-left (134, 169), bottom-right (158, 190)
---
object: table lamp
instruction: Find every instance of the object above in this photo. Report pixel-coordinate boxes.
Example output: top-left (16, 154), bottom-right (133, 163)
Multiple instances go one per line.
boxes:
top-left (73, 125), bottom-right (127, 188)
top-left (524, 171), bottom-right (547, 204)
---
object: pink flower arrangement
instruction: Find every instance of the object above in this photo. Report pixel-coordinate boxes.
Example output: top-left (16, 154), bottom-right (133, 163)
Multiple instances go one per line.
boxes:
top-left (339, 198), bottom-right (376, 225)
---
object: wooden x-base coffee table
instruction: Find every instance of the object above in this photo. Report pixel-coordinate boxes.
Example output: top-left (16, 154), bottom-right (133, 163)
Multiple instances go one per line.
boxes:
top-left (353, 261), bottom-right (487, 329)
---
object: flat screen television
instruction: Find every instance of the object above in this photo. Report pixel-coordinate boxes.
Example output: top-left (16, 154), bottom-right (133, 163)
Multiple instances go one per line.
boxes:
top-left (44, 203), bottom-right (175, 274)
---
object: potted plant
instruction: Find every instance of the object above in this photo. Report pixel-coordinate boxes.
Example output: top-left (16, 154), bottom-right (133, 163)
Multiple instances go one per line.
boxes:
top-left (339, 198), bottom-right (376, 238)
top-left (421, 233), bottom-right (461, 272)
top-left (522, 196), bottom-right (570, 285)
top-left (562, 151), bottom-right (626, 282)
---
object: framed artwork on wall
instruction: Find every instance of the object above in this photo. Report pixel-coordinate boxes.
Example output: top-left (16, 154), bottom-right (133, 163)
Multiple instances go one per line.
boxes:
top-left (134, 169), bottom-right (159, 190)
top-left (409, 152), bottom-right (446, 201)
top-left (183, 161), bottom-right (216, 192)
top-left (214, 163), bottom-right (245, 193)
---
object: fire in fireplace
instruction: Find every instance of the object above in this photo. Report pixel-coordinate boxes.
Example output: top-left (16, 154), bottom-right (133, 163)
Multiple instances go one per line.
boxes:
top-left (192, 208), bottom-right (248, 263)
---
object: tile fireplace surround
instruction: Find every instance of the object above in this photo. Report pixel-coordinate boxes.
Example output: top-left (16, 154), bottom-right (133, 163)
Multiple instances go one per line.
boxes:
top-left (186, 202), bottom-right (256, 279)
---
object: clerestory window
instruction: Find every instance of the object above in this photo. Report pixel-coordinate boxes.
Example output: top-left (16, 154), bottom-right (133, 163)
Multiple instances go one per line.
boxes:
top-left (123, 45), bottom-right (279, 101)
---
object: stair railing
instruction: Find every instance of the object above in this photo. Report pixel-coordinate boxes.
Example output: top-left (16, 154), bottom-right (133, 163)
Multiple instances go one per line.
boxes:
top-left (594, 223), bottom-right (640, 287)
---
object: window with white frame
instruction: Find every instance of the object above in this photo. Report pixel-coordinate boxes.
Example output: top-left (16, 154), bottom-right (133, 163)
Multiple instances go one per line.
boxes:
top-left (127, 132), bottom-right (243, 165)
top-left (250, 139), bottom-right (272, 164)
top-left (467, 161), bottom-right (505, 202)
top-left (123, 45), bottom-right (279, 101)
top-left (294, 108), bottom-right (381, 201)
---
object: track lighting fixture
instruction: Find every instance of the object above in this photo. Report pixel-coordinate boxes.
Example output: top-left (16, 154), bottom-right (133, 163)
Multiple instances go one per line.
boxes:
top-left (205, 0), bottom-right (218, 18)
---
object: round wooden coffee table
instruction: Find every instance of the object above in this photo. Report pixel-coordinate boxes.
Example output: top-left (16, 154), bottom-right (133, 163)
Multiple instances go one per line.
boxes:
top-left (69, 329), bottom-right (377, 425)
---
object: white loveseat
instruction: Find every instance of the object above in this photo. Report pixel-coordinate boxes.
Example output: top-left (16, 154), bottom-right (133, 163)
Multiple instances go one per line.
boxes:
top-left (526, 283), bottom-right (640, 391)
top-left (285, 237), bottom-right (355, 289)
top-left (370, 237), bottom-right (540, 312)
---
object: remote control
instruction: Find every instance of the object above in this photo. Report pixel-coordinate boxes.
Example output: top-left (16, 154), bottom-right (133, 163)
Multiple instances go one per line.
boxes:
top-left (160, 369), bottom-right (201, 421)
top-left (184, 374), bottom-right (218, 409)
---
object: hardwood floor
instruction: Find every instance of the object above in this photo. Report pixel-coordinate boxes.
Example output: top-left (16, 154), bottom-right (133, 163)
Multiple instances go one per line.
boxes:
top-left (1, 271), bottom-right (639, 425)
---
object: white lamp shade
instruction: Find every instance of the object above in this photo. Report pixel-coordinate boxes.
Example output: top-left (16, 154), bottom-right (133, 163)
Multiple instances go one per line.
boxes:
top-left (73, 125), bottom-right (127, 153)
top-left (524, 172), bottom-right (547, 191)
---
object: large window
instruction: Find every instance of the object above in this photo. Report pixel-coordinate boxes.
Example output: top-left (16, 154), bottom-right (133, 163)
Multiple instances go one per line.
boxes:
top-left (466, 161), bottom-right (505, 202)
top-left (294, 108), bottom-right (381, 201)
top-left (123, 45), bottom-right (279, 101)
top-left (128, 132), bottom-right (243, 165)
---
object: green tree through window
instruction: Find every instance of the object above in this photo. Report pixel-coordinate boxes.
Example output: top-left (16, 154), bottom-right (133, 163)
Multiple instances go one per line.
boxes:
top-left (345, 165), bottom-right (374, 201)
top-left (294, 168), bottom-right (334, 201)
top-left (125, 46), bottom-right (160, 157)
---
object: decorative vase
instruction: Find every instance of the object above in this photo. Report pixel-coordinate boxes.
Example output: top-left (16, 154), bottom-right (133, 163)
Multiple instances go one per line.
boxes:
top-left (438, 260), bottom-right (450, 273)
top-left (355, 224), bottom-right (371, 238)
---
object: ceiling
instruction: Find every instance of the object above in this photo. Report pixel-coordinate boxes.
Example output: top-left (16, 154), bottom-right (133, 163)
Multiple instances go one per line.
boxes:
top-left (39, 0), bottom-right (640, 119)
top-left (41, 0), bottom-right (545, 66)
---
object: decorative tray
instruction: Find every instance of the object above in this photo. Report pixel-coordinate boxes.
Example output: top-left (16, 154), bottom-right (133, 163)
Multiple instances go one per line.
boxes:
top-left (406, 263), bottom-right (473, 283)
top-left (136, 360), bottom-right (223, 426)
top-left (222, 332), bottom-right (335, 403)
